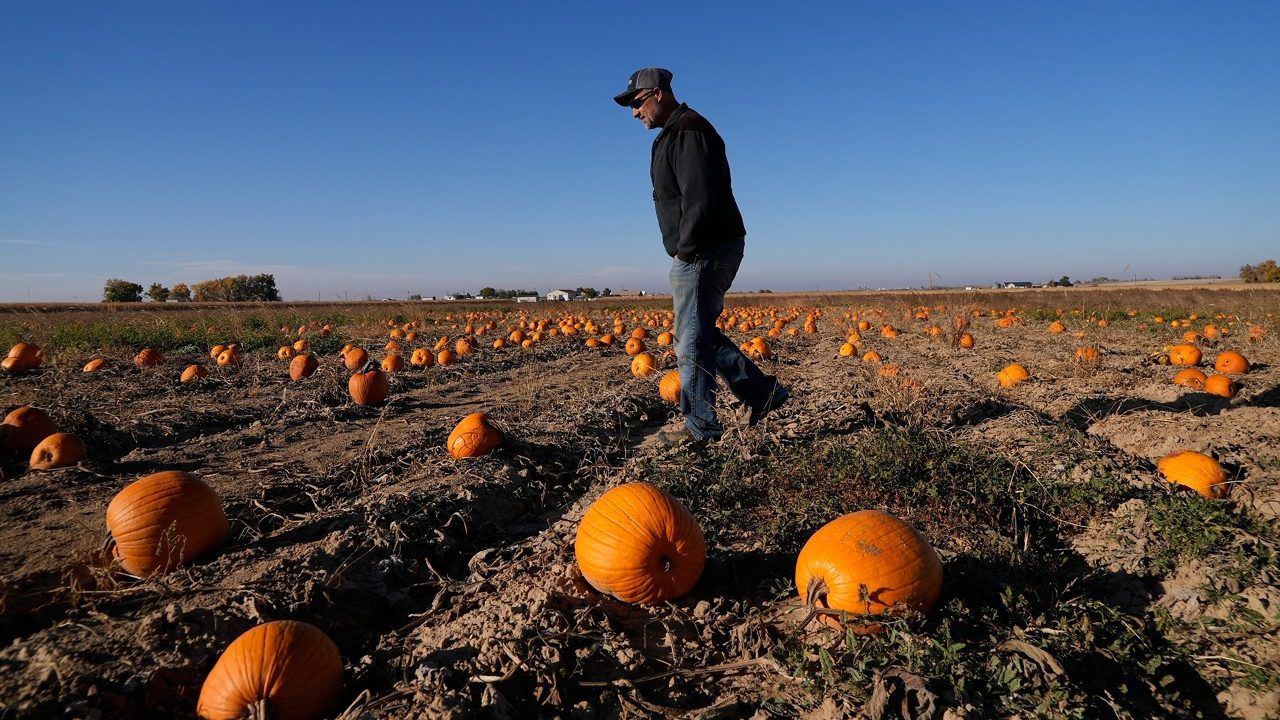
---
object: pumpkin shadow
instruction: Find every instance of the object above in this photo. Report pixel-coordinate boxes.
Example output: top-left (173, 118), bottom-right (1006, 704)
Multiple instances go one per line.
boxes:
top-left (1247, 381), bottom-right (1280, 408)
top-left (1061, 393), bottom-right (1232, 430)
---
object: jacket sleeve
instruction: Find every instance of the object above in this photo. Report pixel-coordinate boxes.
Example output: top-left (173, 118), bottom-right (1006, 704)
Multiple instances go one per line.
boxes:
top-left (670, 130), bottom-right (717, 260)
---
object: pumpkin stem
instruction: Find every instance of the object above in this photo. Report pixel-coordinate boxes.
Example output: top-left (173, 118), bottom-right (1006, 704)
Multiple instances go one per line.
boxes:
top-left (659, 555), bottom-right (671, 573)
top-left (246, 698), bottom-right (271, 720)
top-left (804, 576), bottom-right (829, 608)
top-left (359, 359), bottom-right (376, 375)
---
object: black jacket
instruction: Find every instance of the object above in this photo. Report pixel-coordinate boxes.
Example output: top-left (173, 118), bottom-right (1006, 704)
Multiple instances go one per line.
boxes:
top-left (651, 104), bottom-right (746, 260)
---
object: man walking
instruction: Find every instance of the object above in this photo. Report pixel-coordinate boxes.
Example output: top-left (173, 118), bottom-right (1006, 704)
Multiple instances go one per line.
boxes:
top-left (614, 67), bottom-right (789, 447)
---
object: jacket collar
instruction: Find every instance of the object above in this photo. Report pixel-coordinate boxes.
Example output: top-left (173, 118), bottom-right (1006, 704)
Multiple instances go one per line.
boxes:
top-left (656, 103), bottom-right (690, 139)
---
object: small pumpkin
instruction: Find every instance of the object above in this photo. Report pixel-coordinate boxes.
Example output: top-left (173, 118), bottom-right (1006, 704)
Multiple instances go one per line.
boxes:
top-left (447, 412), bottom-right (503, 459)
top-left (455, 338), bottom-right (473, 356)
top-left (1048, 321), bottom-right (1065, 334)
top-left (624, 337), bottom-right (646, 356)
top-left (277, 346), bottom-right (295, 360)
top-left (292, 338), bottom-right (308, 353)
top-left (83, 358), bottom-right (108, 373)
top-left (196, 620), bottom-right (342, 720)
top-left (289, 353), bottom-right (319, 380)
top-left (1073, 346), bottom-right (1100, 364)
top-left (1168, 344), bottom-right (1201, 366)
top-left (215, 349), bottom-right (240, 367)
top-left (658, 370), bottom-right (681, 404)
top-left (348, 363), bottom-right (388, 406)
top-left (861, 350), bottom-right (881, 363)
top-left (436, 349), bottom-right (456, 366)
top-left (30, 432), bottom-right (87, 470)
top-left (1157, 450), bottom-right (1226, 498)
top-left (134, 348), bottom-right (162, 368)
top-left (1, 405), bottom-right (57, 454)
top-left (795, 510), bottom-right (943, 631)
top-left (1213, 351), bottom-right (1250, 374)
top-left (838, 342), bottom-right (856, 357)
top-left (342, 347), bottom-right (368, 371)
top-left (1203, 374), bottom-right (1237, 398)
top-left (181, 364), bottom-right (210, 383)
top-left (1172, 368), bottom-right (1207, 390)
top-left (958, 332), bottom-right (975, 349)
top-left (630, 352), bottom-right (658, 378)
top-left (106, 470), bottom-right (228, 575)
top-left (381, 354), bottom-right (404, 373)
top-left (574, 482), bottom-right (706, 604)
top-left (409, 348), bottom-right (433, 368)
top-left (210, 344), bottom-right (227, 360)
top-left (4, 342), bottom-right (42, 371)
top-left (657, 331), bottom-right (674, 346)
top-left (997, 363), bottom-right (1030, 388)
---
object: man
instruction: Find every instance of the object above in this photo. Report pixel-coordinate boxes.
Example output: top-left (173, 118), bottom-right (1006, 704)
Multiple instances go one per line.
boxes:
top-left (614, 67), bottom-right (789, 447)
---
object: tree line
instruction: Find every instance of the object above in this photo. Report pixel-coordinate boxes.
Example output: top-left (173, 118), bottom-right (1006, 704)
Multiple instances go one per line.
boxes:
top-left (1239, 260), bottom-right (1279, 283)
top-left (103, 274), bottom-right (281, 302)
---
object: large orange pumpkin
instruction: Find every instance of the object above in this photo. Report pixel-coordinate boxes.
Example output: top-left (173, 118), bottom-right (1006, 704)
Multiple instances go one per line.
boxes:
top-left (348, 365), bottom-right (388, 406)
top-left (630, 352), bottom-right (658, 378)
top-left (574, 482), bottom-right (705, 604)
top-left (342, 347), bottom-right (368, 371)
top-left (289, 353), bottom-right (319, 380)
top-left (1172, 368), bottom-right (1207, 390)
top-left (795, 510), bottom-right (942, 631)
top-left (1168, 344), bottom-right (1201, 366)
top-left (30, 432), bottom-right (86, 470)
top-left (624, 337), bottom-right (646, 356)
top-left (409, 348), bottom-right (433, 367)
top-left (106, 470), bottom-right (228, 575)
top-left (1203, 374), bottom-right (1237, 399)
top-left (196, 620), bottom-right (343, 720)
top-left (4, 342), bottom-right (42, 371)
top-left (1157, 450), bottom-right (1226, 498)
top-left (997, 363), bottom-right (1030, 388)
top-left (1213, 351), bottom-right (1250, 374)
top-left (1, 405), bottom-right (57, 454)
top-left (447, 412), bottom-right (503, 459)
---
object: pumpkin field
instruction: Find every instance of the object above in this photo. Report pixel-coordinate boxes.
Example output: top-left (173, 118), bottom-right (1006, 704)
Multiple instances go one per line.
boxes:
top-left (1, 285), bottom-right (1278, 719)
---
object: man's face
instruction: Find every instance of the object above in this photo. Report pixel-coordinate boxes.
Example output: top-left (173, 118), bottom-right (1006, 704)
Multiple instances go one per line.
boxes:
top-left (630, 89), bottom-right (662, 129)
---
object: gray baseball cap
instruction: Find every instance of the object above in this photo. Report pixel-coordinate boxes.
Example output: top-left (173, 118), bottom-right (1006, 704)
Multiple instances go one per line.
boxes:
top-left (613, 67), bottom-right (673, 106)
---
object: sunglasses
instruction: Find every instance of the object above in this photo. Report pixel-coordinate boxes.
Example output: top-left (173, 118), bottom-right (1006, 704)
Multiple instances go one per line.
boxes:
top-left (629, 89), bottom-right (658, 109)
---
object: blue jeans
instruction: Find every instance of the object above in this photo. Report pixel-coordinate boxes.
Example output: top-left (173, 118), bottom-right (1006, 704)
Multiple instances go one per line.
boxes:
top-left (669, 238), bottom-right (777, 440)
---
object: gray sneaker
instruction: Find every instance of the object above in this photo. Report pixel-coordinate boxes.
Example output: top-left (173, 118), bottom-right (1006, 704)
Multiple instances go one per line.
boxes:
top-left (657, 426), bottom-right (711, 449)
top-left (749, 385), bottom-right (790, 426)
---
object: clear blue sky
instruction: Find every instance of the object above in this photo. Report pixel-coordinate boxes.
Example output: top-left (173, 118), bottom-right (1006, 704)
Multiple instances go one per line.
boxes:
top-left (2, 2), bottom-right (1277, 301)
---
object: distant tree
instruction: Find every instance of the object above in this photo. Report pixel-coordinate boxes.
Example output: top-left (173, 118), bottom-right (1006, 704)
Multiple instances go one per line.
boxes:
top-left (479, 287), bottom-right (497, 298)
top-left (576, 287), bottom-right (598, 298)
top-left (170, 283), bottom-right (192, 301)
top-left (601, 288), bottom-right (612, 297)
top-left (192, 273), bottom-right (281, 301)
top-left (1240, 260), bottom-right (1279, 283)
top-left (408, 293), bottom-right (423, 301)
top-left (103, 278), bottom-right (143, 303)
top-left (1058, 276), bottom-right (1073, 287)
top-left (146, 283), bottom-right (170, 302)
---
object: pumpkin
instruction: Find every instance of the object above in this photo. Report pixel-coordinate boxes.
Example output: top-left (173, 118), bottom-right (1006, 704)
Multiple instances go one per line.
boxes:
top-left (657, 331), bottom-right (674, 346)
top-left (289, 353), bottom-right (318, 380)
top-left (838, 342), bottom-right (856, 357)
top-left (134, 348), bottom-right (162, 368)
top-left (795, 510), bottom-right (943, 631)
top-left (30, 432), bottom-right (87, 470)
top-left (215, 349), bottom-right (240, 367)
top-left (658, 370), bottom-right (681, 404)
top-left (630, 352), bottom-right (658, 378)
top-left (997, 363), bottom-right (1030, 388)
top-left (342, 347), bottom-right (368, 371)
top-left (83, 358), bottom-right (107, 373)
top-left (1168, 344), bottom-right (1201, 366)
top-left (574, 482), bottom-right (705, 604)
top-left (106, 470), bottom-right (228, 575)
top-left (293, 339), bottom-right (308, 353)
top-left (436, 349), bottom-right (456, 366)
top-left (447, 412), bottom-right (503, 459)
top-left (6, 342), bottom-right (42, 369)
top-left (746, 337), bottom-right (772, 360)
top-left (585, 337), bottom-right (600, 348)
top-left (624, 337), bottom-right (646, 356)
top-left (861, 350), bottom-right (881, 363)
top-left (455, 338), bottom-right (473, 356)
top-left (492, 338), bottom-right (506, 349)
top-left (958, 332), bottom-right (975, 349)
top-left (196, 620), bottom-right (342, 720)
top-left (1172, 368), bottom-right (1207, 390)
top-left (277, 346), bottom-right (295, 360)
top-left (409, 348), bottom-right (433, 367)
top-left (1213, 351), bottom-right (1250, 374)
top-left (210, 344), bottom-right (227, 360)
top-left (1203, 374), bottom-right (1237, 398)
top-left (1157, 450), bottom-right (1226, 498)
top-left (877, 363), bottom-right (901, 378)
top-left (381, 354), bottom-right (404, 373)
top-left (348, 364), bottom-right (388, 406)
top-left (1074, 346), bottom-right (1100, 364)
top-left (181, 364), bottom-right (210, 383)
top-left (1, 405), bottom-right (57, 454)
top-left (1048, 321), bottom-right (1065, 334)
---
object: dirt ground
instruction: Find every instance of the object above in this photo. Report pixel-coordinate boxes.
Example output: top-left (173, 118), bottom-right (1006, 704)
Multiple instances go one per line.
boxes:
top-left (1, 288), bottom-right (1277, 719)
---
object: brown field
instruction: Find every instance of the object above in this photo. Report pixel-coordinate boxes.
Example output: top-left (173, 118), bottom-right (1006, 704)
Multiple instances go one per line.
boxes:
top-left (1, 285), bottom-right (1278, 719)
